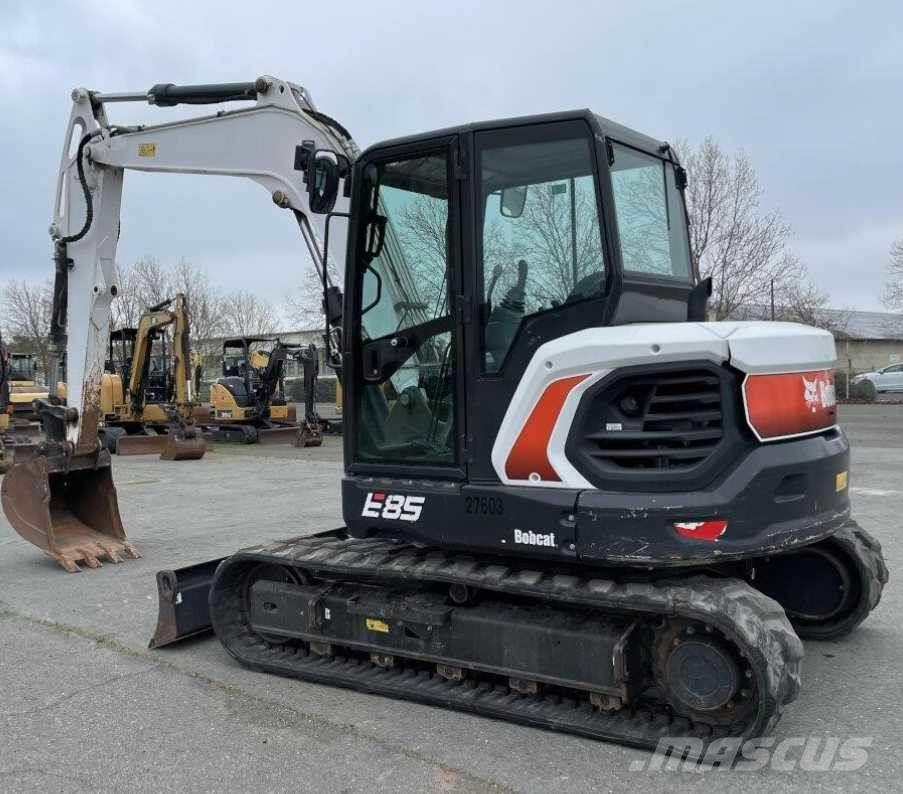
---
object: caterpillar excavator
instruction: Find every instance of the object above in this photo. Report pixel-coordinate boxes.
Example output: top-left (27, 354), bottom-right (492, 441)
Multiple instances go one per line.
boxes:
top-left (6, 354), bottom-right (43, 417)
top-left (3, 78), bottom-right (887, 754)
top-left (99, 293), bottom-right (207, 459)
top-left (0, 339), bottom-right (44, 470)
top-left (207, 336), bottom-right (322, 446)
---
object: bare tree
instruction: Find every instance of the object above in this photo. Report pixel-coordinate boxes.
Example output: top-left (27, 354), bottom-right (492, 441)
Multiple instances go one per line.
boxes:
top-left (111, 262), bottom-right (144, 330)
top-left (1, 280), bottom-right (53, 379)
top-left (679, 138), bottom-right (827, 321)
top-left (113, 257), bottom-right (226, 354)
top-left (882, 238), bottom-right (903, 311)
top-left (221, 290), bottom-right (278, 336)
top-left (169, 259), bottom-right (225, 354)
top-left (131, 256), bottom-right (171, 307)
top-left (284, 263), bottom-right (339, 330)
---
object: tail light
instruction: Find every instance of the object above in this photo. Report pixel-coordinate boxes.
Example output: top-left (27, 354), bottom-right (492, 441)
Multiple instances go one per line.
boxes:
top-left (674, 520), bottom-right (728, 541)
top-left (743, 370), bottom-right (837, 441)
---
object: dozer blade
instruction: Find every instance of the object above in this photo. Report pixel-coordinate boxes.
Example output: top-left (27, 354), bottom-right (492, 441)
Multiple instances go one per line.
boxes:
top-left (148, 557), bottom-right (223, 648)
top-left (256, 426), bottom-right (304, 445)
top-left (160, 433), bottom-right (206, 461)
top-left (0, 449), bottom-right (140, 572)
top-left (116, 434), bottom-right (169, 456)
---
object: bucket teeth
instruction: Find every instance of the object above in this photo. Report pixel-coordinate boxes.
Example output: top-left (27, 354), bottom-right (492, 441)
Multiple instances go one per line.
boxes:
top-left (52, 539), bottom-right (143, 572)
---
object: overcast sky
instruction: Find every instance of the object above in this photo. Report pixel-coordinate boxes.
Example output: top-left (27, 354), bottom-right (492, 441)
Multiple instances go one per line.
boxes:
top-left (2, 0), bottom-right (901, 320)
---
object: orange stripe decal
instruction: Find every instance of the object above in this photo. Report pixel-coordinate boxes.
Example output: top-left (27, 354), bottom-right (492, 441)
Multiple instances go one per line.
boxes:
top-left (505, 374), bottom-right (589, 482)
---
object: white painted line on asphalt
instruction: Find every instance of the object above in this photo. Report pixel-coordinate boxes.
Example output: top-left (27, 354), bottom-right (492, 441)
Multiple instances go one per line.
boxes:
top-left (851, 486), bottom-right (903, 497)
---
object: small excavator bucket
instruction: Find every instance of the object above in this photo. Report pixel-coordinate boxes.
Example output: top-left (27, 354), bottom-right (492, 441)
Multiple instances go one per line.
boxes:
top-left (294, 422), bottom-right (323, 448)
top-left (0, 450), bottom-right (140, 572)
top-left (160, 432), bottom-right (206, 461)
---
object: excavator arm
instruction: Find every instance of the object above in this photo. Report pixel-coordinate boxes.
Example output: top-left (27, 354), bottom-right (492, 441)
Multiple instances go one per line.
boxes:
top-left (2, 76), bottom-right (358, 571)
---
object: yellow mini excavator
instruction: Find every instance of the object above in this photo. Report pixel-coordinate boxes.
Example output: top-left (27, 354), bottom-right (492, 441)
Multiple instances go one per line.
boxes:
top-left (208, 336), bottom-right (322, 446)
top-left (6, 353), bottom-right (48, 422)
top-left (99, 294), bottom-right (207, 460)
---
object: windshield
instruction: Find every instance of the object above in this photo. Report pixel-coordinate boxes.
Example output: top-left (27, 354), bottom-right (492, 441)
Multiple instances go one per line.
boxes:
top-left (9, 355), bottom-right (35, 381)
top-left (354, 150), bottom-right (457, 466)
top-left (609, 142), bottom-right (691, 279)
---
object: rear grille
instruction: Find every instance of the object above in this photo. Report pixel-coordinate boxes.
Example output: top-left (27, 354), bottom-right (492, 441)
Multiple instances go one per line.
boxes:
top-left (584, 369), bottom-right (724, 471)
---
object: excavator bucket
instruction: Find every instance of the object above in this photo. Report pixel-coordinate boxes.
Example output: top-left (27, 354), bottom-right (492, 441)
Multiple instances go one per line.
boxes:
top-left (294, 422), bottom-right (323, 448)
top-left (160, 432), bottom-right (206, 461)
top-left (0, 449), bottom-right (140, 572)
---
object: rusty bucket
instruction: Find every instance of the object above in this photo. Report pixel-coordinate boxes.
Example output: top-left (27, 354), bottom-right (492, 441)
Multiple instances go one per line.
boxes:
top-left (0, 449), bottom-right (141, 572)
top-left (160, 431), bottom-right (206, 461)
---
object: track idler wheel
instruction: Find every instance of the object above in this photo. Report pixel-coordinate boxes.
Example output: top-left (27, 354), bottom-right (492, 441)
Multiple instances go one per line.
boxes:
top-left (752, 521), bottom-right (888, 640)
top-left (653, 622), bottom-right (756, 728)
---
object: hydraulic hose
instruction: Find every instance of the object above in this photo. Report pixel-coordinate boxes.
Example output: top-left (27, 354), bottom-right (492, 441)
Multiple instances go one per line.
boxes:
top-left (60, 132), bottom-right (101, 244)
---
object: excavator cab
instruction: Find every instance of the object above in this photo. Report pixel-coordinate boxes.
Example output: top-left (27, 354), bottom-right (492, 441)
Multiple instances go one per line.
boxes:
top-left (337, 111), bottom-right (699, 544)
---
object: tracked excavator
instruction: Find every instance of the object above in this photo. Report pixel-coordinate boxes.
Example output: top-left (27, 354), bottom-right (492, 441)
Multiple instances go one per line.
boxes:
top-left (3, 78), bottom-right (888, 752)
top-left (0, 338), bottom-right (43, 471)
top-left (207, 336), bottom-right (322, 446)
top-left (99, 293), bottom-right (207, 459)
top-left (6, 354), bottom-right (45, 418)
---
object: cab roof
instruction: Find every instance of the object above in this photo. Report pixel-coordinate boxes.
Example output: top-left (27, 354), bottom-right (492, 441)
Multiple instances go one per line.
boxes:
top-left (361, 109), bottom-right (672, 162)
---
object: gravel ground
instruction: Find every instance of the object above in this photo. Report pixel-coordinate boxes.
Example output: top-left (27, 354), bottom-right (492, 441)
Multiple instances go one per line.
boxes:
top-left (0, 405), bottom-right (900, 793)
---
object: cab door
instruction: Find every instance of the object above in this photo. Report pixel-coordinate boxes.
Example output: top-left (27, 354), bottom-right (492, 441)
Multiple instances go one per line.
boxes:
top-left (346, 136), bottom-right (467, 479)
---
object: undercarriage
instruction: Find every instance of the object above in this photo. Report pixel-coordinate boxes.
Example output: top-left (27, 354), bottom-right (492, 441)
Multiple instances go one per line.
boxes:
top-left (198, 521), bottom-right (885, 752)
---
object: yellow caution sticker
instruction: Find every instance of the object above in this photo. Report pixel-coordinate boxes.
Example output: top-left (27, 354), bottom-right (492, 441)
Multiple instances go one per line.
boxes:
top-left (836, 471), bottom-right (848, 492)
top-left (137, 143), bottom-right (157, 157)
top-left (366, 618), bottom-right (390, 633)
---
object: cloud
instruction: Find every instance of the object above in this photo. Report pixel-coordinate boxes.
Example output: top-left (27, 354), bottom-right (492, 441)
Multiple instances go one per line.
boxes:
top-left (2, 0), bottom-right (901, 313)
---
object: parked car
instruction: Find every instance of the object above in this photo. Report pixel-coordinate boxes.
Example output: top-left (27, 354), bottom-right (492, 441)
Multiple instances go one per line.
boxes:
top-left (853, 363), bottom-right (903, 392)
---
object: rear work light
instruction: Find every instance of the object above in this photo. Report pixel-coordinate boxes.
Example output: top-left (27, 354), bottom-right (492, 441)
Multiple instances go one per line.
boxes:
top-left (743, 369), bottom-right (837, 441)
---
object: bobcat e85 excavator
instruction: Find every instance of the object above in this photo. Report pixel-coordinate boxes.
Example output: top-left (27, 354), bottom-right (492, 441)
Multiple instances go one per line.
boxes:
top-left (207, 336), bottom-right (322, 446)
top-left (99, 293), bottom-right (207, 459)
top-left (2, 77), bottom-right (887, 752)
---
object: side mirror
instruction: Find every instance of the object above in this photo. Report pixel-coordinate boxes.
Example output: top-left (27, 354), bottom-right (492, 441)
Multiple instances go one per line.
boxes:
top-left (308, 150), bottom-right (342, 214)
top-left (500, 185), bottom-right (528, 218)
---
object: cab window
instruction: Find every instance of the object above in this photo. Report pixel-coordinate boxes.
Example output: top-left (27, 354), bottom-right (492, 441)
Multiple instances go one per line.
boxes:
top-left (354, 150), bottom-right (457, 466)
top-left (476, 128), bottom-right (606, 373)
top-left (609, 142), bottom-right (691, 279)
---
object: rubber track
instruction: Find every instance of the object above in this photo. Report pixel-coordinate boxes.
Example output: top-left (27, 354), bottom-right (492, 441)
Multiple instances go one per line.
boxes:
top-left (209, 535), bottom-right (803, 751)
top-left (800, 520), bottom-right (889, 640)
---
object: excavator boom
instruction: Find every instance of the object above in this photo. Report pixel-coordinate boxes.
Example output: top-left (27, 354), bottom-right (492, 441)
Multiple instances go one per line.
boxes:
top-left (2, 76), bottom-right (356, 569)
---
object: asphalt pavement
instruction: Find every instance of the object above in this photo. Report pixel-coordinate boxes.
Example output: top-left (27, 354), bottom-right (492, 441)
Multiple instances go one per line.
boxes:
top-left (0, 406), bottom-right (900, 792)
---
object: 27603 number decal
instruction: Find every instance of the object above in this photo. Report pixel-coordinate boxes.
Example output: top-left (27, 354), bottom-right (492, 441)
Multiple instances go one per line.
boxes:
top-left (465, 496), bottom-right (505, 516)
